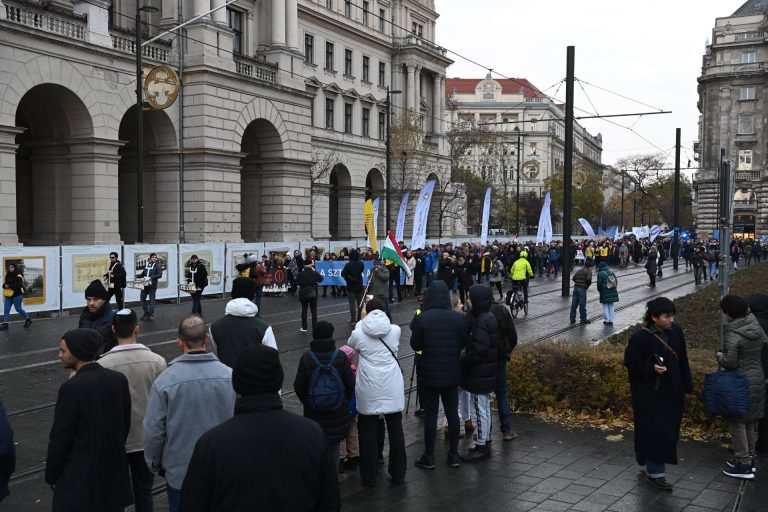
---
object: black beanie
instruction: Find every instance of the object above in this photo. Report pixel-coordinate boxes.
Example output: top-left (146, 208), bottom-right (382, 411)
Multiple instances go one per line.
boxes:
top-left (84, 279), bottom-right (108, 300)
top-left (231, 277), bottom-right (255, 300)
top-left (313, 320), bottom-right (334, 340)
top-left (232, 344), bottom-right (283, 395)
top-left (62, 328), bottom-right (103, 361)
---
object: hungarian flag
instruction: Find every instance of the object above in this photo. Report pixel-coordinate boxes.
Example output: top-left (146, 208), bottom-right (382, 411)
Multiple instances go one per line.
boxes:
top-left (381, 230), bottom-right (412, 278)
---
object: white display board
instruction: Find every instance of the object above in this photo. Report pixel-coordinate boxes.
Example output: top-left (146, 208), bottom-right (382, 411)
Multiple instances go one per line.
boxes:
top-left (329, 240), bottom-right (357, 257)
top-left (224, 243), bottom-right (264, 293)
top-left (122, 245), bottom-right (179, 302)
top-left (299, 241), bottom-right (327, 261)
top-left (60, 245), bottom-right (123, 309)
top-left (178, 244), bottom-right (225, 295)
top-left (0, 246), bottom-right (61, 314)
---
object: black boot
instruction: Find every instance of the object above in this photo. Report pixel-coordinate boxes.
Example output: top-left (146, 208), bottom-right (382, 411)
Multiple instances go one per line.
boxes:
top-left (24, 318), bottom-right (31, 328)
top-left (0, 323), bottom-right (7, 331)
top-left (460, 444), bottom-right (490, 462)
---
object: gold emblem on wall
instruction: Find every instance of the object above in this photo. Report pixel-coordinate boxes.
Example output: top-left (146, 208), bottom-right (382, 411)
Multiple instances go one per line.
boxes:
top-left (143, 65), bottom-right (179, 110)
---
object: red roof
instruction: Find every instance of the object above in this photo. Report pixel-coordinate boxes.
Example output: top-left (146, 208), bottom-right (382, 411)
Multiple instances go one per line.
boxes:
top-left (445, 78), bottom-right (544, 98)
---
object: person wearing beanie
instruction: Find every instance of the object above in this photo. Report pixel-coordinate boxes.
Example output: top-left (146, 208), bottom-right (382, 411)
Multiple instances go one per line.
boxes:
top-left (293, 321), bottom-right (355, 472)
top-left (342, 249), bottom-right (365, 324)
top-left (100, 310), bottom-right (167, 512)
top-left (181, 345), bottom-right (341, 511)
top-left (78, 279), bottom-right (117, 353)
top-left (144, 315), bottom-right (235, 512)
top-left (209, 277), bottom-right (277, 369)
top-left (296, 261), bottom-right (324, 332)
top-left (46, 328), bottom-right (133, 511)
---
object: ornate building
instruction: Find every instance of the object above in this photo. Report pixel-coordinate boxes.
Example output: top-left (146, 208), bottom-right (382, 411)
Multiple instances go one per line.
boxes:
top-left (695, 0), bottom-right (768, 238)
top-left (0, 0), bottom-right (453, 245)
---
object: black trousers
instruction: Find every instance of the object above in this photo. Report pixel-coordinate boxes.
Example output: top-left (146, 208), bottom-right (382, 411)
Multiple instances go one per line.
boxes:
top-left (357, 412), bottom-right (406, 485)
top-left (419, 385), bottom-right (459, 456)
top-left (107, 287), bottom-right (124, 310)
top-left (301, 297), bottom-right (318, 330)
top-left (127, 451), bottom-right (154, 512)
top-left (648, 272), bottom-right (656, 287)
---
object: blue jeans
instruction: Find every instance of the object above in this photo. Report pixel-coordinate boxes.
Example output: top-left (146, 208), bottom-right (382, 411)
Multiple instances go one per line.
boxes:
top-left (3, 295), bottom-right (29, 323)
top-left (191, 288), bottom-right (204, 316)
top-left (602, 303), bottom-right (615, 323)
top-left (496, 359), bottom-right (512, 432)
top-left (167, 485), bottom-right (181, 512)
top-left (708, 261), bottom-right (718, 278)
top-left (471, 393), bottom-right (492, 445)
top-left (646, 460), bottom-right (665, 478)
top-left (570, 287), bottom-right (587, 322)
top-left (140, 287), bottom-right (156, 316)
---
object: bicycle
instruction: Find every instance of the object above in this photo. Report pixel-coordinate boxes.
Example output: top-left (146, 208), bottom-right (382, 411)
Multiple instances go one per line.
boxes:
top-left (506, 281), bottom-right (528, 318)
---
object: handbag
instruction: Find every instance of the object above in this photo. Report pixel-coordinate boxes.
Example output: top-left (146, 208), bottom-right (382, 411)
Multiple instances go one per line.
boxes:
top-left (703, 369), bottom-right (750, 416)
top-left (2, 288), bottom-right (12, 298)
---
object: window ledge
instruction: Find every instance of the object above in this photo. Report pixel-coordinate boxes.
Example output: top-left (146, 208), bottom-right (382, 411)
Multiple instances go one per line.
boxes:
top-left (324, 68), bottom-right (337, 76)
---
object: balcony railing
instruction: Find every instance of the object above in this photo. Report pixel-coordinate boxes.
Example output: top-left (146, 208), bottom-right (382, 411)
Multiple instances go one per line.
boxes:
top-left (234, 55), bottom-right (278, 83)
top-left (4, 0), bottom-right (86, 41)
top-left (703, 62), bottom-right (766, 76)
top-left (736, 170), bottom-right (761, 181)
top-left (110, 31), bottom-right (171, 63)
top-left (734, 200), bottom-right (756, 209)
top-left (394, 35), bottom-right (448, 57)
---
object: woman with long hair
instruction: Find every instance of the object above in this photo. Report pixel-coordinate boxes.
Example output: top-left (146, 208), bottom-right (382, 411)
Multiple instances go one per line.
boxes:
top-left (1, 263), bottom-right (31, 330)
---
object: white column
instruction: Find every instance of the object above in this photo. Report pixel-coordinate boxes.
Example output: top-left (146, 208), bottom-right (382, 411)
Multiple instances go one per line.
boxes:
top-left (212, 0), bottom-right (227, 24)
top-left (286, 0), bottom-right (298, 49)
top-left (193, 0), bottom-right (209, 17)
top-left (437, 75), bottom-right (445, 134)
top-left (72, 0), bottom-right (113, 48)
top-left (272, 0), bottom-right (286, 46)
top-left (406, 65), bottom-right (416, 110)
top-left (414, 65), bottom-right (422, 110)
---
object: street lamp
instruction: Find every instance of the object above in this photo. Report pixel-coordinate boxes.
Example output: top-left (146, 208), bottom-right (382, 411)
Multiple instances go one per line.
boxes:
top-left (514, 126), bottom-right (522, 236)
top-left (384, 86), bottom-right (402, 235)
top-left (136, 4), bottom-right (159, 244)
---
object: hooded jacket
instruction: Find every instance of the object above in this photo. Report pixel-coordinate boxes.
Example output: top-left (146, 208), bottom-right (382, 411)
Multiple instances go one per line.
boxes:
top-left (209, 298), bottom-right (277, 368)
top-left (510, 255), bottom-right (534, 281)
top-left (369, 265), bottom-right (390, 298)
top-left (461, 285), bottom-right (498, 394)
top-left (347, 309), bottom-right (404, 415)
top-left (596, 261), bottom-right (619, 304)
top-left (293, 337), bottom-right (355, 442)
top-left (409, 281), bottom-right (467, 388)
top-left (718, 313), bottom-right (767, 422)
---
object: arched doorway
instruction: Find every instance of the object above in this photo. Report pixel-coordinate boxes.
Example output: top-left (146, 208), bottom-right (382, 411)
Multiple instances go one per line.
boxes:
top-left (329, 164), bottom-right (352, 239)
top-left (240, 119), bottom-right (283, 242)
top-left (365, 168), bottom-right (385, 236)
top-left (426, 173), bottom-right (441, 238)
top-left (117, 107), bottom-right (177, 243)
top-left (15, 84), bottom-right (94, 244)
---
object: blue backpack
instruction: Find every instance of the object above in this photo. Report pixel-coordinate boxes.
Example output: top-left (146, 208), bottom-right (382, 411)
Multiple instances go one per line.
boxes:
top-left (307, 350), bottom-right (345, 412)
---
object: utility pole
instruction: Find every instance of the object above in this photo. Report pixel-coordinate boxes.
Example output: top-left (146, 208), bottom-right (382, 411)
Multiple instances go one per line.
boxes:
top-left (718, 153), bottom-right (734, 352)
top-left (673, 128), bottom-right (681, 270)
top-left (620, 169), bottom-right (625, 230)
top-left (562, 46), bottom-right (575, 297)
top-left (515, 127), bottom-right (521, 236)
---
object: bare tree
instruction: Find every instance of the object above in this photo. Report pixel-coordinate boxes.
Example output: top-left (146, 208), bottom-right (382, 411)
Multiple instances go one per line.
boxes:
top-left (387, 109), bottom-right (426, 200)
top-left (310, 148), bottom-right (342, 187)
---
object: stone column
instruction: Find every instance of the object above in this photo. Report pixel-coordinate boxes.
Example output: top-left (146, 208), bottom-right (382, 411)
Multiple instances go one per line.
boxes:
top-left (272, 0), bottom-right (286, 47)
top-left (212, 0), bottom-right (227, 24)
top-left (436, 74), bottom-right (445, 135)
top-left (406, 64), bottom-right (416, 110)
top-left (72, 0), bottom-right (113, 48)
top-left (258, 159), bottom-right (313, 241)
top-left (285, 0), bottom-right (298, 49)
top-left (341, 186), bottom-right (366, 240)
top-left (0, 125), bottom-right (23, 245)
top-left (193, 0), bottom-right (209, 17)
top-left (414, 65), bottom-right (422, 110)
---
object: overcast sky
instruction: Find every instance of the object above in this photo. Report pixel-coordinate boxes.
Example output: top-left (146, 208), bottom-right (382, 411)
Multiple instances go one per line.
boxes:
top-left (436, 0), bottom-right (745, 171)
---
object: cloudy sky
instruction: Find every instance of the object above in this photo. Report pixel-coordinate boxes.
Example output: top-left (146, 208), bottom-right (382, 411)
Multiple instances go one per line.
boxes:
top-left (436, 0), bottom-right (745, 170)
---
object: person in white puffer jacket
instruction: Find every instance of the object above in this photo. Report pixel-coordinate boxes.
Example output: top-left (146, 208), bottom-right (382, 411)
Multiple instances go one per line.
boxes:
top-left (347, 297), bottom-right (406, 487)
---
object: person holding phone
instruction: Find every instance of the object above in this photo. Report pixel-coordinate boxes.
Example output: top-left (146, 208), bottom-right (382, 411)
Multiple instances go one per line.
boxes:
top-left (624, 297), bottom-right (692, 491)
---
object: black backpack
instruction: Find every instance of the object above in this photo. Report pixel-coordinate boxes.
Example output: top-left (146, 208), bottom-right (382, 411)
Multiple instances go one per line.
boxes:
top-left (306, 350), bottom-right (345, 412)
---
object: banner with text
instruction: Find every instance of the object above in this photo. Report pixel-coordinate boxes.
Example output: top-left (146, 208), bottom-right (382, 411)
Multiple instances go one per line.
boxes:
top-left (480, 187), bottom-right (492, 246)
top-left (395, 192), bottom-right (410, 243)
top-left (314, 260), bottom-right (375, 286)
top-left (411, 180), bottom-right (436, 250)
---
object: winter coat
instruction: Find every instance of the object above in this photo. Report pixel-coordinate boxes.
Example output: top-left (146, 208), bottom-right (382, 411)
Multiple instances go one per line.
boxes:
top-left (181, 393), bottom-right (340, 512)
top-left (341, 251), bottom-right (365, 292)
top-left (78, 301), bottom-right (117, 353)
top-left (104, 260), bottom-right (127, 289)
top-left (2, 272), bottom-right (24, 298)
top-left (406, 256), bottom-right (416, 286)
top-left (572, 267), bottom-right (592, 290)
top-left (45, 363), bottom-right (133, 512)
top-left (510, 257), bottom-right (533, 281)
top-left (748, 294), bottom-right (768, 336)
top-left (186, 263), bottom-right (208, 289)
top-left (717, 314), bottom-right (767, 422)
top-left (644, 252), bottom-right (658, 275)
top-left (296, 268), bottom-right (324, 302)
top-left (0, 400), bottom-right (15, 502)
top-left (596, 261), bottom-right (619, 304)
top-left (456, 262), bottom-right (473, 290)
top-left (293, 338), bottom-right (355, 442)
top-left (347, 309), bottom-right (404, 415)
top-left (136, 262), bottom-right (162, 289)
top-left (461, 285), bottom-right (498, 394)
top-left (369, 265), bottom-right (389, 299)
top-left (409, 280), bottom-right (467, 388)
top-left (436, 258), bottom-right (456, 287)
top-left (489, 260), bottom-right (505, 283)
top-left (624, 324), bottom-right (693, 465)
top-left (210, 298), bottom-right (277, 368)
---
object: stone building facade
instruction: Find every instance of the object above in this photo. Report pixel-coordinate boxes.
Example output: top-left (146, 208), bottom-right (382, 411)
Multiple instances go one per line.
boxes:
top-left (695, 0), bottom-right (768, 238)
top-left (0, 0), bottom-right (452, 246)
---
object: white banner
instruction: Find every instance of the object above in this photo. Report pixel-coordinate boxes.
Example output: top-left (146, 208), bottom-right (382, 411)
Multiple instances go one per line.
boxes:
top-left (536, 192), bottom-right (553, 244)
top-left (395, 192), bottom-right (410, 243)
top-left (480, 187), bottom-right (492, 246)
top-left (61, 245), bottom-right (122, 309)
top-left (411, 180), bottom-right (436, 250)
top-left (123, 245), bottom-right (179, 303)
top-left (225, 243), bottom-right (264, 293)
top-left (178, 244), bottom-right (225, 296)
top-left (578, 218), bottom-right (596, 240)
top-left (649, 225), bottom-right (662, 243)
top-left (0, 246), bottom-right (61, 314)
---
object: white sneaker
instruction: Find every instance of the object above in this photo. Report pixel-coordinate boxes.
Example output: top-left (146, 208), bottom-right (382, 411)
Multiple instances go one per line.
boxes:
top-left (299, 328), bottom-right (308, 332)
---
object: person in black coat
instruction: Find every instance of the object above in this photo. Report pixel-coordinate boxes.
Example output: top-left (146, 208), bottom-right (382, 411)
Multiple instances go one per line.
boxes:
top-left (342, 249), bottom-right (365, 324)
top-left (46, 328), bottom-right (133, 512)
top-left (0, 400), bottom-right (15, 504)
top-left (461, 284), bottom-right (499, 462)
top-left (185, 255), bottom-right (209, 316)
top-left (182, 344), bottom-right (340, 512)
top-left (105, 252), bottom-right (127, 310)
top-left (747, 293), bottom-right (768, 454)
top-left (436, 253), bottom-right (456, 289)
top-left (410, 280), bottom-right (467, 469)
top-left (455, 257), bottom-right (473, 306)
top-left (293, 321), bottom-right (355, 471)
top-left (490, 302), bottom-right (518, 440)
top-left (78, 280), bottom-right (116, 353)
top-left (624, 297), bottom-right (692, 491)
top-left (297, 262), bottom-right (324, 332)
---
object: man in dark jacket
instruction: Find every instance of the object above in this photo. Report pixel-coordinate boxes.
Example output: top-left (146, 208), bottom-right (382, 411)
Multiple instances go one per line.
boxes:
top-left (137, 252), bottom-right (163, 320)
top-left (410, 280), bottom-right (467, 470)
top-left (105, 251), bottom-right (127, 309)
top-left (46, 328), bottom-right (133, 511)
top-left (181, 344), bottom-right (340, 512)
top-left (490, 302), bottom-right (518, 441)
top-left (0, 400), bottom-right (14, 504)
top-left (293, 321), bottom-right (355, 471)
top-left (342, 249), bottom-right (365, 324)
top-left (461, 285), bottom-right (499, 462)
top-left (297, 262), bottom-right (324, 332)
top-left (78, 279), bottom-right (116, 353)
top-left (569, 263), bottom-right (592, 325)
